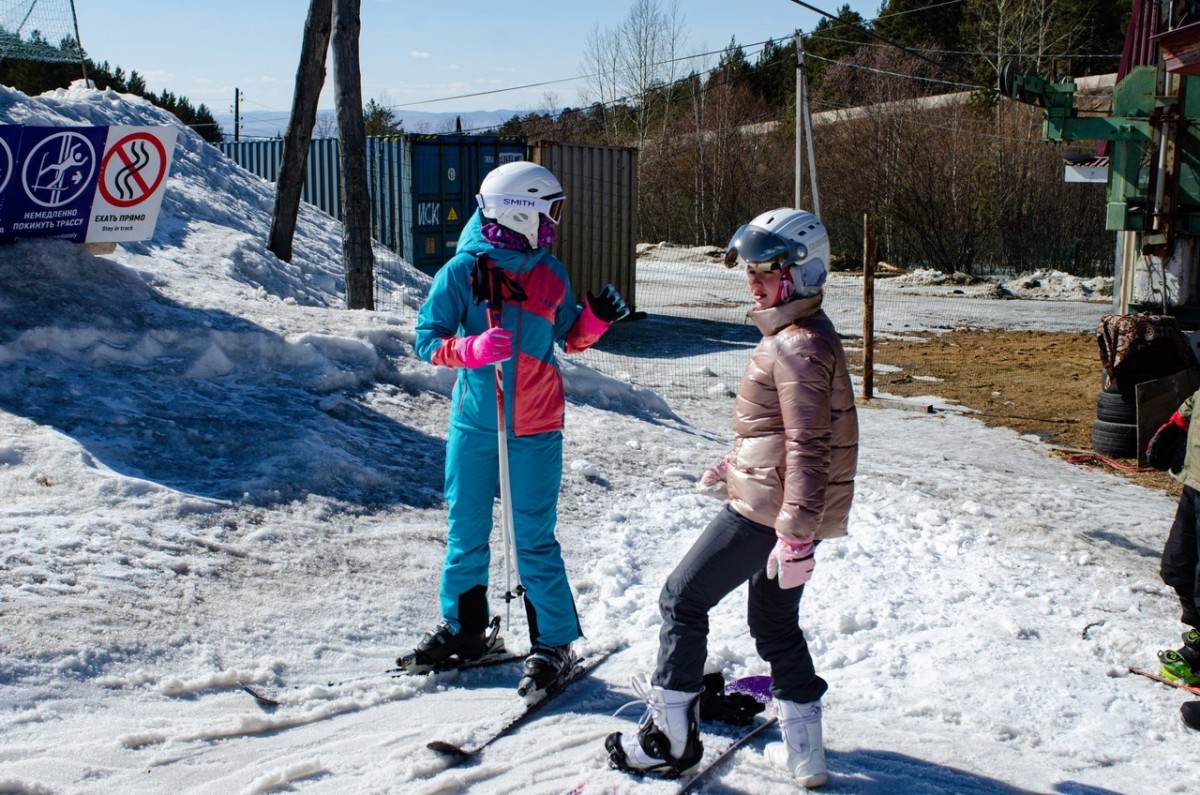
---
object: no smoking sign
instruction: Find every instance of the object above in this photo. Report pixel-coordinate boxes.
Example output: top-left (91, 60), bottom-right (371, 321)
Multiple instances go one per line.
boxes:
top-left (87, 125), bottom-right (177, 243)
top-left (99, 131), bottom-right (168, 207)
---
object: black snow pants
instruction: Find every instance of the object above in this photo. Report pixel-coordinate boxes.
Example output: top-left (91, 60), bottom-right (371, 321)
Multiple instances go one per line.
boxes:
top-left (653, 503), bottom-right (828, 704)
top-left (1163, 485), bottom-right (1200, 629)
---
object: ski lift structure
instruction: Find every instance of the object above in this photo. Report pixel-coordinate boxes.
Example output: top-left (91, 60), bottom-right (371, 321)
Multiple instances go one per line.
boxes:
top-left (1000, 0), bottom-right (1200, 461)
top-left (1000, 5), bottom-right (1200, 324)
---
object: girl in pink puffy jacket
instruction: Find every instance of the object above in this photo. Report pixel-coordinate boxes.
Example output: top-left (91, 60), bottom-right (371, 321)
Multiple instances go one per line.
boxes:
top-left (606, 209), bottom-right (857, 789)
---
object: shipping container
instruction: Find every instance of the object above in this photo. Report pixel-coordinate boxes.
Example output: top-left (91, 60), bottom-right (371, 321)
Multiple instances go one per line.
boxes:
top-left (407, 134), bottom-right (526, 274)
top-left (531, 141), bottom-right (639, 312)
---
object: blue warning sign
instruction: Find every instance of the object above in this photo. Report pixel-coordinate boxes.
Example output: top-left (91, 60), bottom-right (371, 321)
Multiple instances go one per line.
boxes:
top-left (0, 124), bottom-right (176, 243)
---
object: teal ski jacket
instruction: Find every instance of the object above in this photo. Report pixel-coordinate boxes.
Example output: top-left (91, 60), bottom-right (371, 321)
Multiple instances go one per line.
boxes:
top-left (414, 210), bottom-right (605, 435)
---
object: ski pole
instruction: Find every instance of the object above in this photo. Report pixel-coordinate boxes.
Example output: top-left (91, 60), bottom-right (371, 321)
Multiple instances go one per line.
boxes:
top-left (489, 301), bottom-right (524, 631)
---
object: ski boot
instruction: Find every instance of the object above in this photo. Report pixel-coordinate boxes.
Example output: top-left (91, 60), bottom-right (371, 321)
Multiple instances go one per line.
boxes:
top-left (1158, 629), bottom-right (1200, 686)
top-left (396, 615), bottom-right (503, 673)
top-left (516, 643), bottom-right (577, 697)
top-left (765, 699), bottom-right (828, 788)
top-left (606, 677), bottom-right (703, 778)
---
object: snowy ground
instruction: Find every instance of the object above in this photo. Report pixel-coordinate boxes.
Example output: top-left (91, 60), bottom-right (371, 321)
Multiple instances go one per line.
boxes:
top-left (0, 84), bottom-right (1189, 795)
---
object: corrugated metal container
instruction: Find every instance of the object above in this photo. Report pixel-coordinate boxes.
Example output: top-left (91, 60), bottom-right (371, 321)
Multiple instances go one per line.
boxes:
top-left (531, 141), bottom-right (639, 312)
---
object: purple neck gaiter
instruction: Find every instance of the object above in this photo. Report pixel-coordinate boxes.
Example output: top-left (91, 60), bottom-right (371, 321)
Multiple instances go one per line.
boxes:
top-left (482, 217), bottom-right (559, 251)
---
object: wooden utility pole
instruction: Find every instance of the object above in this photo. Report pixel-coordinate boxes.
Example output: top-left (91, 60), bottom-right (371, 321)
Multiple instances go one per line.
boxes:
top-left (268, 0), bottom-right (333, 264)
top-left (862, 213), bottom-right (875, 401)
top-left (794, 32), bottom-right (803, 208)
top-left (332, 0), bottom-right (374, 310)
top-left (233, 88), bottom-right (242, 142)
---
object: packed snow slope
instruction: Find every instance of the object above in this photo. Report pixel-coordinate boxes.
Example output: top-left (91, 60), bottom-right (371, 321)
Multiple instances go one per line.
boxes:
top-left (0, 83), bottom-right (1191, 794)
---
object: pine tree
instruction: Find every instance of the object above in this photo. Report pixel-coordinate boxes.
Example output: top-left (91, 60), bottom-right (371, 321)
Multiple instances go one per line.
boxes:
top-left (874, 0), bottom-right (966, 51)
top-left (708, 38), bottom-right (755, 90)
top-left (748, 37), bottom-right (796, 117)
top-left (804, 5), bottom-right (872, 89)
top-left (363, 98), bottom-right (402, 136)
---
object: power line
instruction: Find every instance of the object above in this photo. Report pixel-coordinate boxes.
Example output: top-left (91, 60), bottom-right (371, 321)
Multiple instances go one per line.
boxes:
top-left (786, 0), bottom-right (996, 94)
top-left (809, 32), bottom-right (1120, 61)
top-left (805, 51), bottom-right (977, 90)
top-left (387, 38), bottom-right (774, 111)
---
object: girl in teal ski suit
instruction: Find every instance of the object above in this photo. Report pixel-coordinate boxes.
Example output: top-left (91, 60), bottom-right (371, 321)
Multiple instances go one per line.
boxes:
top-left (414, 208), bottom-right (615, 651)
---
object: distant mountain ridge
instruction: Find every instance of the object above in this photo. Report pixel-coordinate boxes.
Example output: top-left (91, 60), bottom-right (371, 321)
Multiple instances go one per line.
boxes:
top-left (214, 108), bottom-right (524, 141)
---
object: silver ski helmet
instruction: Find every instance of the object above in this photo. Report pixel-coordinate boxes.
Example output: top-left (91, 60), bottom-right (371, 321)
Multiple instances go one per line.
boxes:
top-left (475, 161), bottom-right (565, 248)
top-left (724, 208), bottom-right (830, 297)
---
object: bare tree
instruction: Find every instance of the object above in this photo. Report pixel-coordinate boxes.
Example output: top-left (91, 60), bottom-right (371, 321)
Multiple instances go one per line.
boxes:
top-left (966, 0), bottom-right (1082, 82)
top-left (579, 0), bottom-right (688, 147)
top-left (268, 0), bottom-right (332, 263)
top-left (313, 111), bottom-right (337, 138)
top-left (580, 22), bottom-right (624, 144)
top-left (332, 0), bottom-right (374, 310)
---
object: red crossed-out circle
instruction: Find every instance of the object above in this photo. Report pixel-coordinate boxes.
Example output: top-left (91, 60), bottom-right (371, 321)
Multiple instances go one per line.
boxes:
top-left (98, 132), bottom-right (168, 207)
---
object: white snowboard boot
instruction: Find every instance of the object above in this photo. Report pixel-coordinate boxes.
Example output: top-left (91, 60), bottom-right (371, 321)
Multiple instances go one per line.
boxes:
top-left (765, 699), bottom-right (827, 787)
top-left (606, 677), bottom-right (703, 777)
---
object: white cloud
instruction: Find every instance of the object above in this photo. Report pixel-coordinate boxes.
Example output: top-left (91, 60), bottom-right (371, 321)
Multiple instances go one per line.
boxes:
top-left (410, 50), bottom-right (430, 58)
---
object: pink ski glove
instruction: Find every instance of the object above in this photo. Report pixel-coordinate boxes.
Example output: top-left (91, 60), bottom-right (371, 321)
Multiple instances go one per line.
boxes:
top-left (766, 537), bottom-right (815, 589)
top-left (700, 458), bottom-right (728, 486)
top-left (455, 327), bottom-right (513, 368)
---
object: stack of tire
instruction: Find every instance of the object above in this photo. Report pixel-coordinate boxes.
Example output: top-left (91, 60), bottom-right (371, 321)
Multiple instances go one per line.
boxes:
top-left (1092, 312), bottom-right (1200, 460)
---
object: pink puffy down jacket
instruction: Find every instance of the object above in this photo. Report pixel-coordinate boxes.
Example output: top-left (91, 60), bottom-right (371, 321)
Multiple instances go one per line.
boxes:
top-left (725, 292), bottom-right (858, 541)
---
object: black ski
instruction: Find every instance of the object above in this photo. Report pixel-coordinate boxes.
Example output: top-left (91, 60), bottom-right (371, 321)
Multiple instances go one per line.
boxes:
top-left (427, 646), bottom-right (620, 765)
top-left (674, 715), bottom-right (779, 794)
top-left (238, 649), bottom-right (523, 708)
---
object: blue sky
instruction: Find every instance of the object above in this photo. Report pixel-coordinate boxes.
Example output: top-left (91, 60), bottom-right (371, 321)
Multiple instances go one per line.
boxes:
top-left (73, 0), bottom-right (882, 122)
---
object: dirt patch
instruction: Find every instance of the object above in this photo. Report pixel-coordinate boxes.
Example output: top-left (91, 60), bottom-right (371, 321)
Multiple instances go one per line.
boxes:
top-left (849, 329), bottom-right (1181, 496)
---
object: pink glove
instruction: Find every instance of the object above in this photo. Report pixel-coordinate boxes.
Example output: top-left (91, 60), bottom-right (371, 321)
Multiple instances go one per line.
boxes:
top-left (766, 537), bottom-right (815, 589)
top-left (700, 458), bottom-right (728, 486)
top-left (455, 327), bottom-right (513, 368)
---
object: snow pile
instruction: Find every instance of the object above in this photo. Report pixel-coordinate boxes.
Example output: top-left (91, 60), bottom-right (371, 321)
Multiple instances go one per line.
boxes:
top-left (637, 242), bottom-right (725, 264)
top-left (891, 266), bottom-right (1114, 303)
top-left (1001, 268), bottom-right (1114, 301)
top-left (893, 268), bottom-right (984, 287)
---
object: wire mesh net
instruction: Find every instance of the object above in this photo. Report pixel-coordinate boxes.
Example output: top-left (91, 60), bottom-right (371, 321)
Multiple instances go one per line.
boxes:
top-left (0, 0), bottom-right (83, 64)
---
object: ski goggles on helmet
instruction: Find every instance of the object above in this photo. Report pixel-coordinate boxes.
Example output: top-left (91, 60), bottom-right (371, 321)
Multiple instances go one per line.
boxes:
top-left (723, 224), bottom-right (805, 273)
top-left (476, 192), bottom-right (566, 224)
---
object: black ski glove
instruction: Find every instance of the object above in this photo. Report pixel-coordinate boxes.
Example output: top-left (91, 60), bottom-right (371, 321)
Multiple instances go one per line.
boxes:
top-left (585, 283), bottom-right (630, 324)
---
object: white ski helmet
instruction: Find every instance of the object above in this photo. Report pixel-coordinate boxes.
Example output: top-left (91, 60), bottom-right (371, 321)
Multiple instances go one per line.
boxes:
top-left (475, 161), bottom-right (565, 248)
top-left (724, 208), bottom-right (830, 297)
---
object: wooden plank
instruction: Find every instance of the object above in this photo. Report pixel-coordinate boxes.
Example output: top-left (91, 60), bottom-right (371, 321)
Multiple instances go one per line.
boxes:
top-left (1154, 21), bottom-right (1200, 76)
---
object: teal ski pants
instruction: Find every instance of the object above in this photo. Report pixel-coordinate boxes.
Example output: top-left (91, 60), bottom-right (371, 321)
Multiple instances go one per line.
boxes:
top-left (440, 423), bottom-right (581, 648)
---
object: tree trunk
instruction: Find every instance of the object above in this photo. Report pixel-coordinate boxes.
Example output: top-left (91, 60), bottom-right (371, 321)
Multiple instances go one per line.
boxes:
top-left (268, 0), bottom-right (332, 264)
top-left (332, 0), bottom-right (374, 310)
